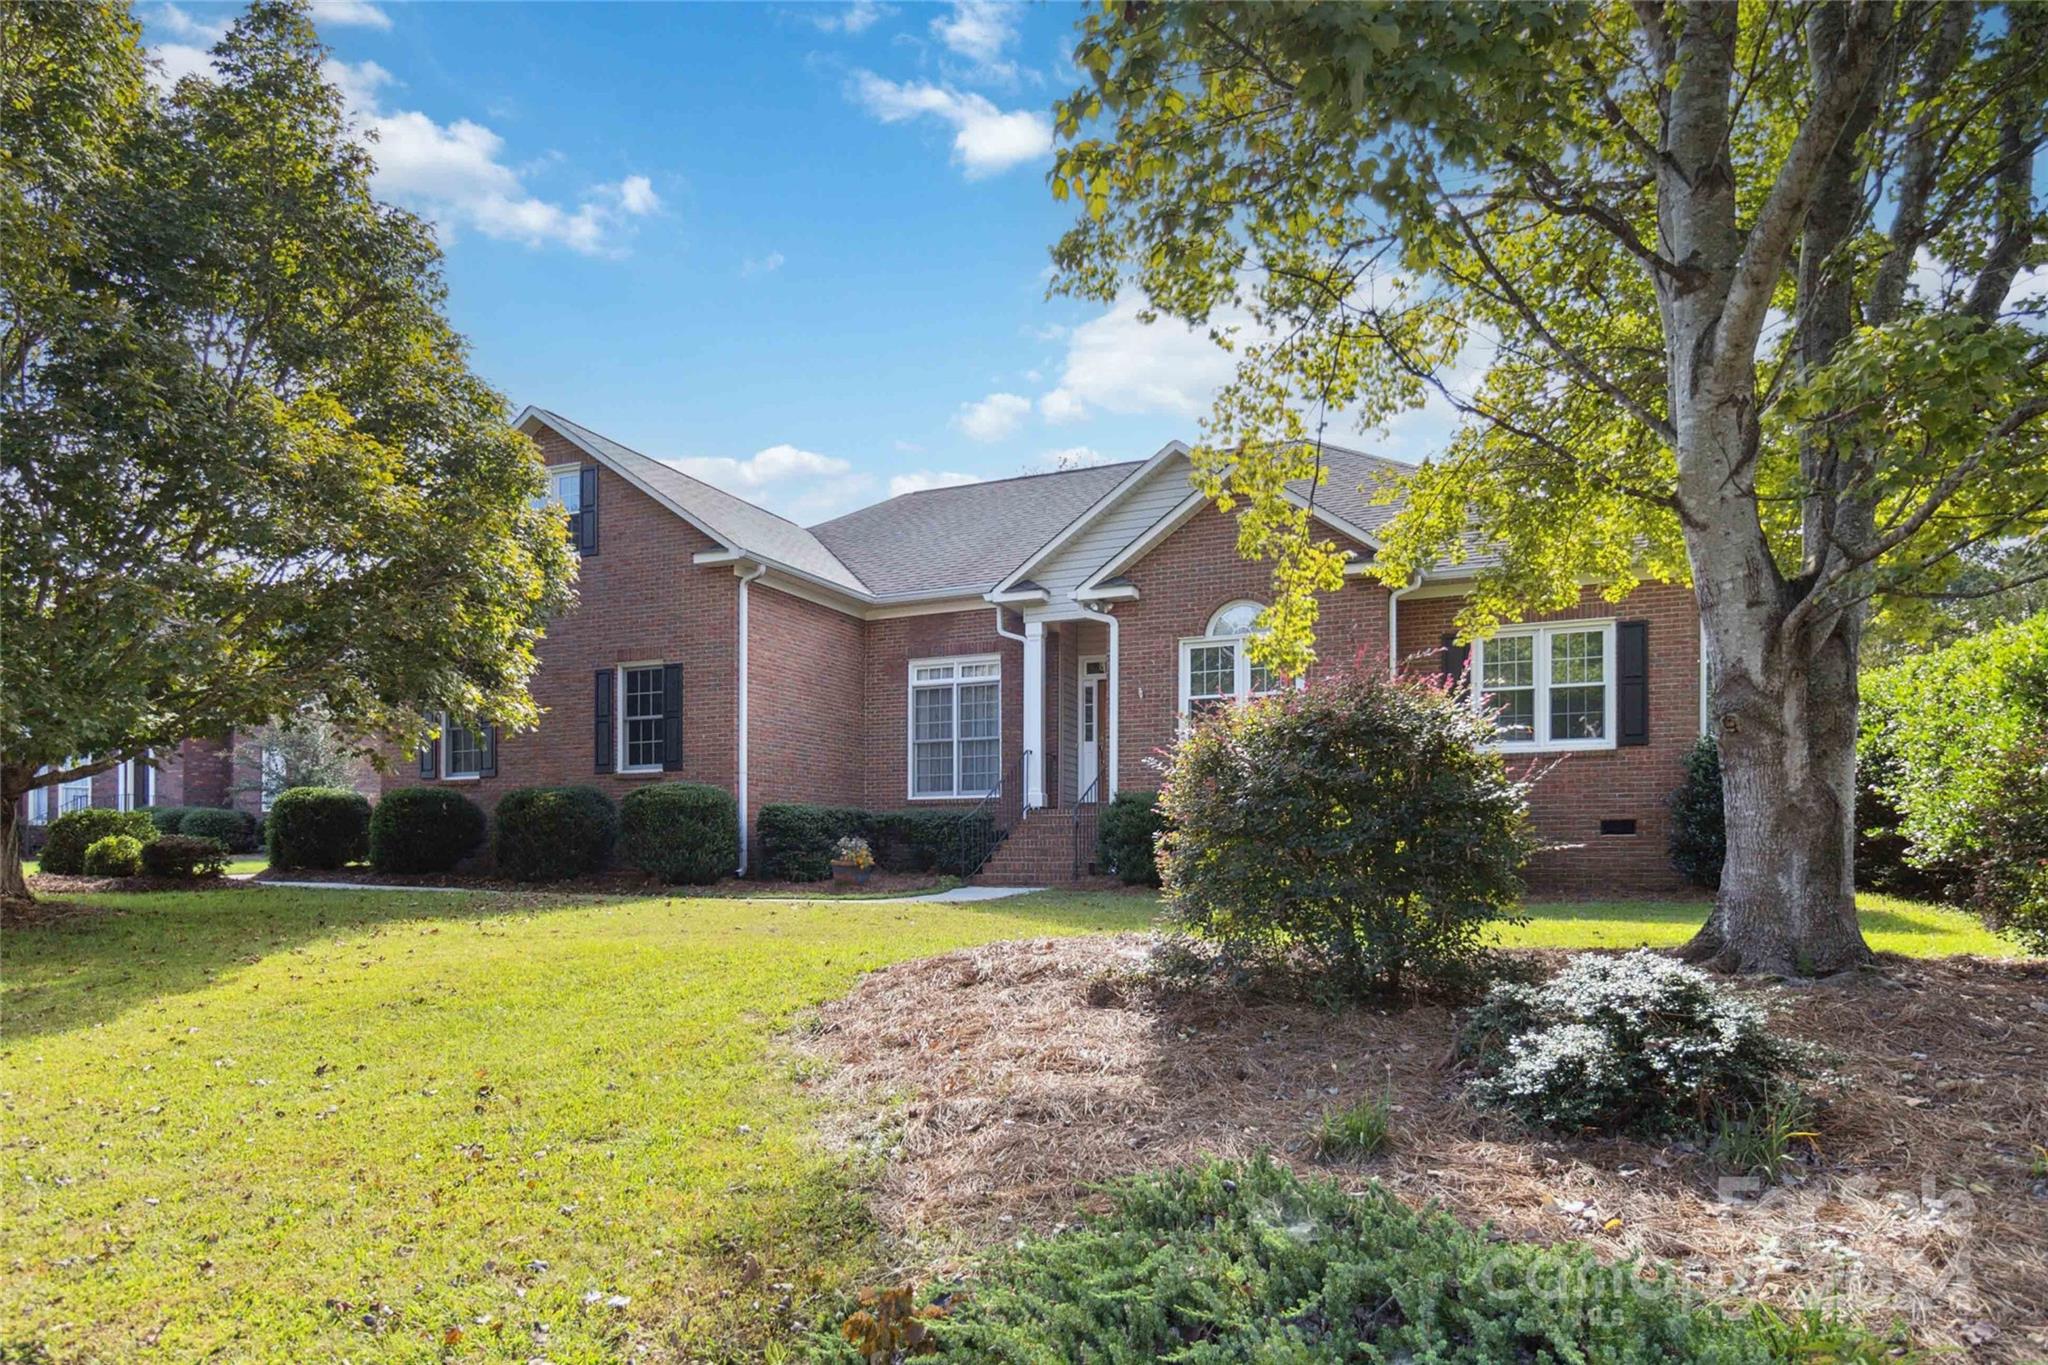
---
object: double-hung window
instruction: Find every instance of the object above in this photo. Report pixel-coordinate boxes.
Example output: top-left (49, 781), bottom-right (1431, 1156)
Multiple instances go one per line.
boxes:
top-left (1473, 622), bottom-right (1615, 751)
top-left (1178, 601), bottom-right (1282, 718)
top-left (536, 464), bottom-right (595, 553)
top-left (620, 664), bottom-right (667, 772)
top-left (908, 657), bottom-right (1001, 799)
top-left (438, 715), bottom-right (494, 779)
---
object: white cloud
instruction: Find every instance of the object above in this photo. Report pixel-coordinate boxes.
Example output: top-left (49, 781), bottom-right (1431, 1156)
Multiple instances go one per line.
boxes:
top-left (612, 174), bottom-right (661, 216)
top-left (1039, 291), bottom-right (1246, 423)
top-left (953, 391), bottom-right (1030, 443)
top-left (152, 42), bottom-right (218, 86)
top-left (155, 3), bottom-right (225, 42)
top-left (741, 250), bottom-right (786, 276)
top-left (931, 0), bottom-right (1016, 63)
top-left (668, 445), bottom-right (876, 521)
top-left (810, 0), bottom-right (893, 33)
top-left (893, 439), bottom-right (927, 454)
top-left (890, 470), bottom-right (981, 496)
top-left (1038, 445), bottom-right (1110, 469)
top-left (340, 74), bottom-right (659, 256)
top-left (850, 72), bottom-right (1050, 178)
top-left (309, 0), bottom-right (392, 29)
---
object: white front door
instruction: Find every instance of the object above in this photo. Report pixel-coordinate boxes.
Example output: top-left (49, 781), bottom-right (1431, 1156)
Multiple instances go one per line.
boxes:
top-left (1078, 656), bottom-right (1106, 802)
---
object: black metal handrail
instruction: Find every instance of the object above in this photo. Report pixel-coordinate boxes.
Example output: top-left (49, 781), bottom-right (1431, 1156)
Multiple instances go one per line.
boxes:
top-left (956, 749), bottom-right (1028, 877)
top-left (1070, 771), bottom-right (1101, 881)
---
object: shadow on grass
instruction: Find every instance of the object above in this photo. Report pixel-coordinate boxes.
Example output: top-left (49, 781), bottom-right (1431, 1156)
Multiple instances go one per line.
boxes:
top-left (0, 886), bottom-right (522, 1043)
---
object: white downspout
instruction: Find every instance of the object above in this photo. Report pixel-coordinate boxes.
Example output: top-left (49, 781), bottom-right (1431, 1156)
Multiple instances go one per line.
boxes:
top-left (992, 606), bottom-right (1036, 809)
top-left (1080, 603), bottom-right (1119, 800)
top-left (1388, 574), bottom-right (1422, 678)
top-left (735, 562), bottom-right (767, 875)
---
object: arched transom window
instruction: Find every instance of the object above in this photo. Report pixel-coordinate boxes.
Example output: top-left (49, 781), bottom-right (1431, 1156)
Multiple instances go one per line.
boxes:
top-left (1179, 600), bottom-right (1282, 716)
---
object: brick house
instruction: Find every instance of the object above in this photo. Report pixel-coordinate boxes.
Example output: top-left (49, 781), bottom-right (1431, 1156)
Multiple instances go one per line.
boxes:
top-left (382, 408), bottom-right (1707, 890)
top-left (20, 733), bottom-right (379, 832)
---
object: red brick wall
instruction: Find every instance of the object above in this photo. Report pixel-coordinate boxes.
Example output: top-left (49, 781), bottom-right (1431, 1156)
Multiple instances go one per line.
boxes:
top-left (748, 582), bottom-right (865, 829)
top-left (859, 607), bottom-right (1025, 819)
top-left (1112, 503), bottom-right (1388, 792)
top-left (382, 435), bottom-right (740, 814)
top-left (1398, 582), bottom-right (1703, 892)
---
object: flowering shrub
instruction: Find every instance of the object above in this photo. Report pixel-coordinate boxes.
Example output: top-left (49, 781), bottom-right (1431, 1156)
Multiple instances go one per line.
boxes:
top-left (1159, 666), bottom-right (1533, 998)
top-left (1460, 951), bottom-right (1806, 1137)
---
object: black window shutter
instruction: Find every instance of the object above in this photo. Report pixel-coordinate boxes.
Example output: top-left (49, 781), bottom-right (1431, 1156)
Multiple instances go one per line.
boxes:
top-left (578, 467), bottom-right (599, 555)
top-left (661, 663), bottom-right (683, 772)
top-left (480, 724), bottom-right (498, 778)
top-left (1439, 633), bottom-right (1471, 697)
top-left (1618, 620), bottom-right (1650, 747)
top-left (594, 669), bottom-right (614, 773)
top-left (419, 732), bottom-right (437, 778)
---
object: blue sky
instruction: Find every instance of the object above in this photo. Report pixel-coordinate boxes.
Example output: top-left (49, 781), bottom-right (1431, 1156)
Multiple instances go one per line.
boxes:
top-left (143, 0), bottom-right (1452, 523)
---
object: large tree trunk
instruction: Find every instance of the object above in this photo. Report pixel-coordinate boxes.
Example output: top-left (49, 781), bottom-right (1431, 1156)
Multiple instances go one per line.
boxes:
top-left (1681, 614), bottom-right (1870, 976)
top-left (0, 790), bottom-right (28, 903)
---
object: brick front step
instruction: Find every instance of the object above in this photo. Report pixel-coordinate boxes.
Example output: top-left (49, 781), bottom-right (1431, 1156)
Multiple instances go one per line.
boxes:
top-left (972, 807), bottom-right (1099, 885)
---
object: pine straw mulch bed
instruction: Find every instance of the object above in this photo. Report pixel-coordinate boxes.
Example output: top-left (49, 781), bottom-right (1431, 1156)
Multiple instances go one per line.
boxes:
top-left (24, 871), bottom-right (268, 898)
top-left (795, 936), bottom-right (2048, 1362)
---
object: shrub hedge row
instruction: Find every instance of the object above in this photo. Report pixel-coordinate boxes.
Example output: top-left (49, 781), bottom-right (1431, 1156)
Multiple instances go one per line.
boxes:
top-left (620, 783), bottom-right (737, 885)
top-left (40, 808), bottom-right (156, 874)
top-left (1094, 792), bottom-right (1165, 886)
top-left (368, 787), bottom-right (487, 874)
top-left (266, 788), bottom-right (371, 870)
top-left (756, 803), bottom-right (995, 881)
top-left (82, 833), bottom-right (145, 877)
top-left (142, 834), bottom-right (231, 879)
top-left (494, 785), bottom-right (619, 881)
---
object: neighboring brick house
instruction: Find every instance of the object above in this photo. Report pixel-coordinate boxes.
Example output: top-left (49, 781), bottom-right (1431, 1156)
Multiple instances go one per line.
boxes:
top-left (382, 408), bottom-right (1708, 890)
top-left (19, 733), bottom-right (379, 830)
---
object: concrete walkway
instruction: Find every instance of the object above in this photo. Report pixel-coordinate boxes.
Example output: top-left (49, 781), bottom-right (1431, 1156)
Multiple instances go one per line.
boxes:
top-left (234, 875), bottom-right (1044, 904)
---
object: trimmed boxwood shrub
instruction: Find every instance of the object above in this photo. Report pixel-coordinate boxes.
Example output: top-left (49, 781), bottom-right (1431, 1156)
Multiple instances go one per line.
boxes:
top-left (1460, 950), bottom-right (1807, 1138)
top-left (40, 807), bottom-right (156, 875)
top-left (620, 782), bottom-right (739, 885)
top-left (368, 787), bottom-right (487, 874)
top-left (755, 804), bottom-right (996, 879)
top-left (757, 803), bottom-right (870, 880)
top-left (147, 805), bottom-right (201, 836)
top-left (180, 806), bottom-right (257, 853)
top-left (493, 785), bottom-right (618, 881)
top-left (818, 1155), bottom-right (1819, 1362)
top-left (82, 834), bottom-right (145, 877)
top-left (1160, 667), bottom-right (1533, 998)
top-left (1095, 792), bottom-right (1165, 886)
top-left (266, 787), bottom-right (370, 870)
top-left (141, 834), bottom-right (230, 879)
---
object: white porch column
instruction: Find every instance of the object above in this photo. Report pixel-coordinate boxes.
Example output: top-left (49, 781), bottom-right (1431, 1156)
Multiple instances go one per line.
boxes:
top-left (1022, 619), bottom-right (1046, 808)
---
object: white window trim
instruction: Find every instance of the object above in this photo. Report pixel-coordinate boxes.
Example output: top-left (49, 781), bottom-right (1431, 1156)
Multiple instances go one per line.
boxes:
top-left (57, 757), bottom-right (94, 814)
top-left (540, 463), bottom-right (584, 512)
top-left (1472, 619), bottom-right (1618, 753)
top-left (439, 712), bottom-right (485, 781)
top-left (906, 653), bottom-right (1002, 801)
top-left (1176, 601), bottom-right (1289, 717)
top-left (27, 777), bottom-right (49, 824)
top-left (617, 661), bottom-right (668, 775)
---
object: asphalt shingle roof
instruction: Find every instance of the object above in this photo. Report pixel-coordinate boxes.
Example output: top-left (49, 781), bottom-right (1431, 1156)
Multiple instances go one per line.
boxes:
top-left (530, 409), bottom-right (869, 594)
top-left (809, 461), bottom-right (1140, 599)
top-left (528, 411), bottom-right (1485, 600)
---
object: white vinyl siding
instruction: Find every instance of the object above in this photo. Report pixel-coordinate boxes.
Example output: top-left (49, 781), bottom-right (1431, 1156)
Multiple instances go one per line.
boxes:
top-left (908, 656), bottom-right (1001, 799)
top-left (1473, 622), bottom-right (1616, 752)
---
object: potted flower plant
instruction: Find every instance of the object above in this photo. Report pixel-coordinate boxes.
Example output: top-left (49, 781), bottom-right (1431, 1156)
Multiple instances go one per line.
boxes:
top-left (829, 835), bottom-right (875, 885)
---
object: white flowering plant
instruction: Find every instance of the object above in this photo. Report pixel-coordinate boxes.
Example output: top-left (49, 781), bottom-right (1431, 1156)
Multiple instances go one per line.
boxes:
top-left (1459, 951), bottom-right (1809, 1138)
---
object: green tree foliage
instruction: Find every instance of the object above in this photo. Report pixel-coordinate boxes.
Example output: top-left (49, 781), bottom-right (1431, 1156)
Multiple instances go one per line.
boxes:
top-left (1158, 668), bottom-right (1532, 998)
top-left (1051, 2), bottom-right (2046, 975)
top-left (0, 1), bottom-right (574, 896)
top-left (1862, 615), bottom-right (2048, 949)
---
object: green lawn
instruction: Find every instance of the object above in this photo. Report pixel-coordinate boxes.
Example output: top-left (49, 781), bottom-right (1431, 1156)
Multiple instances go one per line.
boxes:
top-left (1496, 891), bottom-right (2022, 957)
top-left (1, 885), bottom-right (2024, 1363)
top-left (0, 887), bottom-right (1151, 1363)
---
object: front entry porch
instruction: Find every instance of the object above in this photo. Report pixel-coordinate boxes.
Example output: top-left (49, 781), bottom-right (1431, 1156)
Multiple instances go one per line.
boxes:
top-left (1018, 613), bottom-right (1115, 813)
